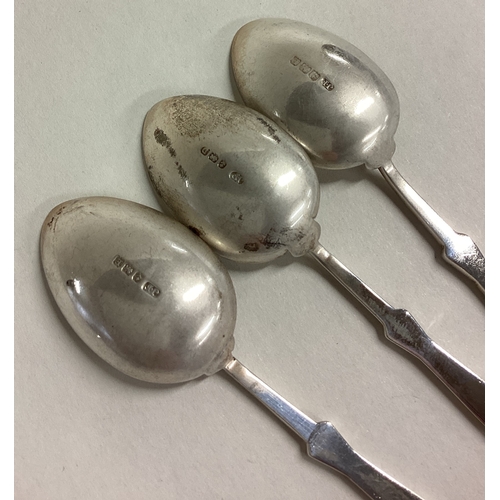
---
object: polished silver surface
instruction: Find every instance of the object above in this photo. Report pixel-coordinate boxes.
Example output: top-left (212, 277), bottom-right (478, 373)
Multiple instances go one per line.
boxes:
top-left (380, 163), bottom-right (485, 291)
top-left (41, 197), bottom-right (423, 499)
top-left (311, 244), bottom-right (485, 422)
top-left (142, 95), bottom-right (484, 422)
top-left (40, 197), bottom-right (236, 383)
top-left (142, 95), bottom-right (321, 263)
top-left (225, 358), bottom-right (317, 442)
top-left (231, 18), bottom-right (485, 291)
top-left (231, 19), bottom-right (399, 170)
top-left (225, 359), bottom-right (423, 500)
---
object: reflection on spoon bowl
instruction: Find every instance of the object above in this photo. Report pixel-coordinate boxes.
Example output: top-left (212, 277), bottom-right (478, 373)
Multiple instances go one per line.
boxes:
top-left (142, 95), bottom-right (484, 423)
top-left (40, 196), bottom-right (424, 500)
top-left (230, 18), bottom-right (485, 291)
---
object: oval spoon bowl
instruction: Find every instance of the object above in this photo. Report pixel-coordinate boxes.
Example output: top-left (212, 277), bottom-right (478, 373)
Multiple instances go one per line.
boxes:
top-left (40, 196), bottom-right (425, 500)
top-left (143, 95), bottom-right (321, 262)
top-left (40, 196), bottom-right (236, 384)
top-left (231, 18), bottom-right (485, 291)
top-left (231, 18), bottom-right (399, 169)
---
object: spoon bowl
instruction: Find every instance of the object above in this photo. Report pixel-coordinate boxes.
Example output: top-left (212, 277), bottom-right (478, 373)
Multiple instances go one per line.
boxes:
top-left (41, 196), bottom-right (424, 500)
top-left (40, 197), bottom-right (236, 383)
top-left (231, 18), bottom-right (485, 291)
top-left (143, 95), bottom-right (321, 262)
top-left (231, 18), bottom-right (399, 169)
top-left (142, 95), bottom-right (484, 423)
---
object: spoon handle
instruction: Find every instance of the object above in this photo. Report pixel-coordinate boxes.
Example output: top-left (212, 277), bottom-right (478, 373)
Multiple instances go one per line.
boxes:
top-left (224, 358), bottom-right (424, 500)
top-left (309, 243), bottom-right (485, 423)
top-left (379, 162), bottom-right (485, 291)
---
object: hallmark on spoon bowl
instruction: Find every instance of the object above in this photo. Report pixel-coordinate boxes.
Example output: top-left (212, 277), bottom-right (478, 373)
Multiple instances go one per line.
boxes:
top-left (200, 147), bottom-right (244, 184)
top-left (112, 254), bottom-right (161, 298)
top-left (290, 55), bottom-right (334, 91)
top-left (229, 171), bottom-right (244, 184)
top-left (200, 146), bottom-right (227, 169)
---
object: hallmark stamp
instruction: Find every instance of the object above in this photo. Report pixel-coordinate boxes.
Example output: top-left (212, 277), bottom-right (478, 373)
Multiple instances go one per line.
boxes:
top-left (289, 56), bottom-right (334, 91)
top-left (229, 171), bottom-right (244, 184)
top-left (200, 147), bottom-right (243, 182)
top-left (322, 79), bottom-right (334, 91)
top-left (143, 282), bottom-right (161, 298)
top-left (112, 255), bottom-right (161, 298)
top-left (299, 63), bottom-right (312, 74)
top-left (200, 147), bottom-right (227, 169)
top-left (309, 70), bottom-right (321, 81)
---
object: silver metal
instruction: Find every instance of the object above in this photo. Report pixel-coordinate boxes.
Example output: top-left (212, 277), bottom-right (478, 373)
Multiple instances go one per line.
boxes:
top-left (310, 243), bottom-right (485, 423)
top-left (231, 19), bottom-right (399, 170)
top-left (142, 95), bottom-right (321, 263)
top-left (41, 197), bottom-right (424, 499)
top-left (225, 359), bottom-right (423, 500)
top-left (224, 358), bottom-right (317, 442)
top-left (40, 197), bottom-right (236, 384)
top-left (231, 18), bottom-right (485, 291)
top-left (380, 163), bottom-right (485, 291)
top-left (142, 95), bottom-right (485, 423)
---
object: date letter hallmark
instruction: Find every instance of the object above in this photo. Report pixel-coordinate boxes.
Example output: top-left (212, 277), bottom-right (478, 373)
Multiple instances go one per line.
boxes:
top-left (229, 171), bottom-right (244, 184)
top-left (290, 56), bottom-right (334, 91)
top-left (112, 255), bottom-right (161, 298)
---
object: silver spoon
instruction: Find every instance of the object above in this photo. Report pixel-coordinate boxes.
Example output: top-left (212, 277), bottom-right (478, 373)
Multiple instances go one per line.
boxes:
top-left (142, 95), bottom-right (484, 423)
top-left (230, 18), bottom-right (485, 292)
top-left (40, 196), bottom-right (424, 500)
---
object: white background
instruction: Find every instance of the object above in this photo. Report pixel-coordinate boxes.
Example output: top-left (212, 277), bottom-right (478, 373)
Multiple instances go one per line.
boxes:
top-left (15, 1), bottom-right (485, 499)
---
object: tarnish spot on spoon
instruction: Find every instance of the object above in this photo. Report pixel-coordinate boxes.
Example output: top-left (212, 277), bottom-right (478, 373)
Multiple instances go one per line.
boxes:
top-left (169, 96), bottom-right (238, 139)
top-left (244, 242), bottom-right (259, 252)
top-left (154, 128), bottom-right (177, 158)
top-left (46, 203), bottom-right (86, 232)
top-left (175, 162), bottom-right (189, 186)
top-left (244, 226), bottom-right (313, 253)
top-left (46, 205), bottom-right (66, 231)
top-left (188, 226), bottom-right (205, 238)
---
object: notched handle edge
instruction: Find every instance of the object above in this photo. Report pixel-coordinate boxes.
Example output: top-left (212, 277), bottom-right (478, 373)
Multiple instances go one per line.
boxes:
top-left (307, 422), bottom-right (424, 500)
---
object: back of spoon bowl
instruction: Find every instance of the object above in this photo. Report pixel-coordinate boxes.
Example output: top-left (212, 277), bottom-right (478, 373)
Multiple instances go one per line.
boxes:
top-left (40, 196), bottom-right (236, 384)
top-left (231, 18), bottom-right (485, 291)
top-left (40, 198), bottom-right (425, 500)
top-left (142, 95), bottom-right (321, 263)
